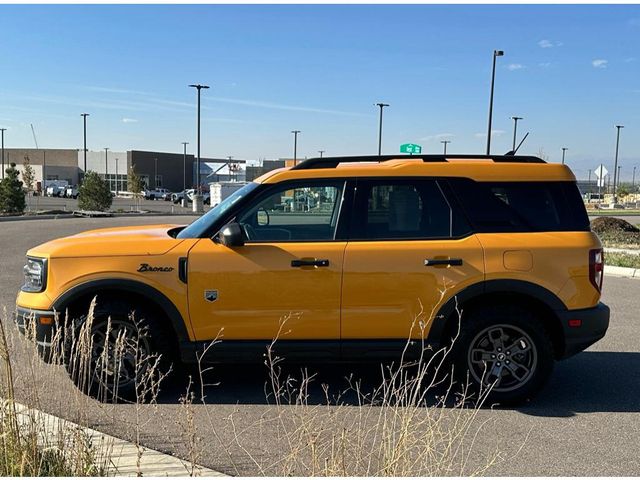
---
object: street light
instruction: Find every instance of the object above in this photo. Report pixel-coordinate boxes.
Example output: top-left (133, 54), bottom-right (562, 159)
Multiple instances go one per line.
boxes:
top-left (561, 147), bottom-right (568, 165)
top-left (182, 142), bottom-right (189, 192)
top-left (441, 140), bottom-right (451, 155)
top-left (318, 150), bottom-right (325, 158)
top-left (613, 125), bottom-right (624, 203)
top-left (115, 158), bottom-right (119, 196)
top-left (486, 50), bottom-right (504, 155)
top-left (291, 130), bottom-right (301, 165)
top-left (154, 158), bottom-right (158, 188)
top-left (511, 116), bottom-right (522, 151)
top-left (81, 113), bottom-right (89, 182)
top-left (0, 127), bottom-right (6, 180)
top-left (189, 83), bottom-right (210, 213)
top-left (375, 103), bottom-right (389, 156)
top-left (104, 147), bottom-right (109, 179)
top-left (633, 166), bottom-right (637, 189)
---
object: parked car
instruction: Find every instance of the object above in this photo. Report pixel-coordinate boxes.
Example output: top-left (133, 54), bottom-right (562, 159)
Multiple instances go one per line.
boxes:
top-left (65, 185), bottom-right (79, 199)
top-left (15, 154), bottom-right (609, 404)
top-left (144, 188), bottom-right (171, 200)
top-left (186, 189), bottom-right (210, 205)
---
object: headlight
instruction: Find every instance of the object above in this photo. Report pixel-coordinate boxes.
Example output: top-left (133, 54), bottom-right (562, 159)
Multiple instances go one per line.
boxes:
top-left (22, 257), bottom-right (47, 293)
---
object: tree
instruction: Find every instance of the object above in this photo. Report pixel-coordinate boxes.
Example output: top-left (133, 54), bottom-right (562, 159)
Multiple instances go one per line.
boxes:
top-left (617, 184), bottom-right (631, 198)
top-left (22, 156), bottom-right (36, 195)
top-left (78, 171), bottom-right (112, 212)
top-left (127, 166), bottom-right (144, 210)
top-left (0, 163), bottom-right (26, 215)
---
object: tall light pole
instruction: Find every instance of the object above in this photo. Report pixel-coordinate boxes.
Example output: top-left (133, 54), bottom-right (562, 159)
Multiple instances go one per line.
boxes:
top-left (189, 84), bottom-right (209, 213)
top-left (318, 150), bottom-right (325, 158)
top-left (291, 130), bottom-right (301, 165)
top-left (81, 113), bottom-right (89, 182)
top-left (486, 50), bottom-right (504, 155)
top-left (375, 102), bottom-right (389, 156)
top-left (154, 157), bottom-right (158, 188)
top-left (0, 128), bottom-right (6, 179)
top-left (182, 142), bottom-right (189, 192)
top-left (613, 125), bottom-right (624, 203)
top-left (633, 166), bottom-right (637, 189)
top-left (511, 116), bottom-right (522, 151)
top-left (561, 147), bottom-right (568, 165)
top-left (104, 147), bottom-right (109, 179)
top-left (441, 140), bottom-right (451, 155)
top-left (115, 158), bottom-right (119, 195)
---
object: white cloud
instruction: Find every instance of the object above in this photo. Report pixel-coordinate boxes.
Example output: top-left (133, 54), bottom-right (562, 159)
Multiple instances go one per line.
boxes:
top-left (507, 63), bottom-right (525, 71)
top-left (592, 59), bottom-right (608, 68)
top-left (121, 118), bottom-right (138, 123)
top-left (539, 62), bottom-right (552, 68)
top-left (624, 57), bottom-right (637, 63)
top-left (419, 133), bottom-right (455, 142)
top-left (538, 39), bottom-right (553, 48)
top-left (475, 130), bottom-right (505, 138)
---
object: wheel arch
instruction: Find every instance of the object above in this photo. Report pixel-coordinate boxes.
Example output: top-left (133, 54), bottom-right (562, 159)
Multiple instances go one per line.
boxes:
top-left (51, 279), bottom-right (191, 345)
top-left (430, 280), bottom-right (567, 359)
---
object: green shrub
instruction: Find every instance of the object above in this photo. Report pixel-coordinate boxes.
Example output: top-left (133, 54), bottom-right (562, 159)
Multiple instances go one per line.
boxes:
top-left (0, 163), bottom-right (26, 215)
top-left (78, 171), bottom-right (112, 212)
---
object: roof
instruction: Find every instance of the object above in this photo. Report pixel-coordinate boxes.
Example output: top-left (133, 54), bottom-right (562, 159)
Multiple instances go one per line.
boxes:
top-left (255, 154), bottom-right (576, 184)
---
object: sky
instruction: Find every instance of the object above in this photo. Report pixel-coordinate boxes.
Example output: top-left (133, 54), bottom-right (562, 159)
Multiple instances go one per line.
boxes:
top-left (0, 4), bottom-right (639, 179)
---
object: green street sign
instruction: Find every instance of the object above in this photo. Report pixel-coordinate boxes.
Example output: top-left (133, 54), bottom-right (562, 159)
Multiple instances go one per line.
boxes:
top-left (400, 143), bottom-right (422, 154)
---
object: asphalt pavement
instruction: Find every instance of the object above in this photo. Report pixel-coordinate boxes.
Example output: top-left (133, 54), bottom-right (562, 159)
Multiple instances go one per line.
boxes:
top-left (1, 215), bottom-right (639, 475)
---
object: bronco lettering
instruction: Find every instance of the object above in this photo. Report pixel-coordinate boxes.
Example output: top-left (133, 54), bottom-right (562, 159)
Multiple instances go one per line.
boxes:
top-left (137, 263), bottom-right (174, 273)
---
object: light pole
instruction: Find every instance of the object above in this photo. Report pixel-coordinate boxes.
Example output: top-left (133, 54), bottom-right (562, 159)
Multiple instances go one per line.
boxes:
top-left (115, 158), bottom-right (118, 196)
top-left (633, 166), bottom-right (637, 189)
top-left (291, 130), bottom-right (301, 165)
top-left (486, 50), bottom-right (504, 155)
top-left (189, 83), bottom-right (209, 213)
top-left (561, 147), bottom-right (568, 165)
top-left (154, 158), bottom-right (158, 188)
top-left (511, 116), bottom-right (522, 151)
top-left (441, 140), bottom-right (451, 155)
top-left (104, 147), bottom-right (109, 180)
top-left (588, 169), bottom-right (592, 185)
top-left (318, 150), bottom-right (325, 158)
top-left (375, 103), bottom-right (389, 156)
top-left (613, 125), bottom-right (624, 203)
top-left (182, 142), bottom-right (189, 192)
top-left (81, 113), bottom-right (89, 182)
top-left (0, 128), bottom-right (6, 179)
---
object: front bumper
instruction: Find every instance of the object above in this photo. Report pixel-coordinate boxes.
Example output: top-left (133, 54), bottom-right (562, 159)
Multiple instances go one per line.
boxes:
top-left (15, 306), bottom-right (58, 361)
top-left (557, 302), bottom-right (610, 359)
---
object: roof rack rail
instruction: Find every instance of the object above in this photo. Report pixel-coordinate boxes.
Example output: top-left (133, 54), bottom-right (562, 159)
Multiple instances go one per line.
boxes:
top-left (291, 154), bottom-right (545, 170)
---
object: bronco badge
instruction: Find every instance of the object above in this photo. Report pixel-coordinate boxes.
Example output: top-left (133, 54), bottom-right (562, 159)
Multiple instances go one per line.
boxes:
top-left (204, 290), bottom-right (218, 302)
top-left (137, 263), bottom-right (174, 273)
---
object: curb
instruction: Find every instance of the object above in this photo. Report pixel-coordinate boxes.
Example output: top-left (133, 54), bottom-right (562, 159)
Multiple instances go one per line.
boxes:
top-left (10, 400), bottom-right (225, 477)
top-left (604, 265), bottom-right (640, 279)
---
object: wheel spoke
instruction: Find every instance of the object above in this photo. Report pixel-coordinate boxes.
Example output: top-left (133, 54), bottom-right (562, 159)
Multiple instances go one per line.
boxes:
top-left (505, 359), bottom-right (530, 382)
top-left (506, 336), bottom-right (531, 355)
top-left (487, 327), bottom-right (505, 349)
top-left (470, 348), bottom-right (494, 363)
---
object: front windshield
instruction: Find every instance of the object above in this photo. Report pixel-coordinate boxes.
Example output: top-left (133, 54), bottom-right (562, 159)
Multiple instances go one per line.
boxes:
top-left (177, 182), bottom-right (259, 239)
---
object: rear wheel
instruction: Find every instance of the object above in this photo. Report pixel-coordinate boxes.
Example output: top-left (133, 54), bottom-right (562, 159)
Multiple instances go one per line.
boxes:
top-left (452, 305), bottom-right (554, 406)
top-left (66, 298), bottom-right (173, 402)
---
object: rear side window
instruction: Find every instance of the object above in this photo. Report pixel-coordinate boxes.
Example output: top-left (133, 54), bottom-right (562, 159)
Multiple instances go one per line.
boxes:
top-left (450, 179), bottom-right (589, 232)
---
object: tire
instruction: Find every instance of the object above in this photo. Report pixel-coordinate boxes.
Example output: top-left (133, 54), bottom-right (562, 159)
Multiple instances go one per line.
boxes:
top-left (65, 297), bottom-right (175, 402)
top-left (451, 304), bottom-right (554, 406)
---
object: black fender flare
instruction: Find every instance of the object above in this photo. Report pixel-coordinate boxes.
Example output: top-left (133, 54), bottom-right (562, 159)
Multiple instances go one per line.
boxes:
top-left (51, 279), bottom-right (191, 344)
top-left (428, 279), bottom-right (567, 346)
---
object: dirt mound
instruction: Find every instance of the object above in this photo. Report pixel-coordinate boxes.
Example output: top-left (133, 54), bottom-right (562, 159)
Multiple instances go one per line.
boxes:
top-left (591, 217), bottom-right (640, 234)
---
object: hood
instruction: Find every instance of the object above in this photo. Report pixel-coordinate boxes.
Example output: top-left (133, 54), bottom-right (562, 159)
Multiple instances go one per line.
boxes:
top-left (27, 224), bottom-right (187, 259)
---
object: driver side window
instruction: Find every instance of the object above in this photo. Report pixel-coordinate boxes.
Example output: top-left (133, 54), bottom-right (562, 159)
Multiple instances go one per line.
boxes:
top-left (237, 181), bottom-right (344, 242)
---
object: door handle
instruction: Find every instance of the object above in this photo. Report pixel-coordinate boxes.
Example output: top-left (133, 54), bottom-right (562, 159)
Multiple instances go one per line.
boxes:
top-left (291, 259), bottom-right (330, 268)
top-left (424, 258), bottom-right (463, 267)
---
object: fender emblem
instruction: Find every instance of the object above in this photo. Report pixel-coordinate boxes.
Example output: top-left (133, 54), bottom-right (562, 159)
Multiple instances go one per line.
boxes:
top-left (137, 263), bottom-right (174, 273)
top-left (204, 290), bottom-right (218, 302)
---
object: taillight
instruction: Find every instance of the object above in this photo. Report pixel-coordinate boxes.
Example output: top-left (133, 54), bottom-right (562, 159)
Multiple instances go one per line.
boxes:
top-left (589, 248), bottom-right (604, 293)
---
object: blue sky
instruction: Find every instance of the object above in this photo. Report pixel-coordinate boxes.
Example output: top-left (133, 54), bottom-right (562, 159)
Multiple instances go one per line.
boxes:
top-left (0, 4), bottom-right (639, 179)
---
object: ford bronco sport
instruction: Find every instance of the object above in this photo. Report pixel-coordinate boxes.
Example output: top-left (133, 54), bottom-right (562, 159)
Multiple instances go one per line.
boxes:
top-left (16, 154), bottom-right (610, 404)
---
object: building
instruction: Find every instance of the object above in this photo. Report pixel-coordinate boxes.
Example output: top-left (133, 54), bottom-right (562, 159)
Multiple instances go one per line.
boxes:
top-left (2, 149), bottom-right (80, 189)
top-left (246, 160), bottom-right (286, 181)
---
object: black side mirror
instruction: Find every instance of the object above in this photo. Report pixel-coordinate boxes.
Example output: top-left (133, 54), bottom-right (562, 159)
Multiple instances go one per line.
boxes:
top-left (217, 222), bottom-right (245, 247)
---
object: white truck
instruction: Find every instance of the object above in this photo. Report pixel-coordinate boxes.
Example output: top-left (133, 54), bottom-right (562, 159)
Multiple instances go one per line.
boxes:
top-left (45, 180), bottom-right (69, 197)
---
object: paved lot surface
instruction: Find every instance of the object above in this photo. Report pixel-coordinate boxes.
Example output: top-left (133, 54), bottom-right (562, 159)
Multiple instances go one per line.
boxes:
top-left (1, 216), bottom-right (639, 475)
top-left (24, 195), bottom-right (207, 215)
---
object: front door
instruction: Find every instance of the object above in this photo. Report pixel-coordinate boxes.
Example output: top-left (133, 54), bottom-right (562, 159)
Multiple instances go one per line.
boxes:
top-left (340, 178), bottom-right (485, 356)
top-left (187, 179), bottom-right (347, 348)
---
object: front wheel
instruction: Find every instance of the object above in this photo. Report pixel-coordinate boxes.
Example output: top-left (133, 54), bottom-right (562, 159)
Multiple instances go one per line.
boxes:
top-left (452, 305), bottom-right (554, 406)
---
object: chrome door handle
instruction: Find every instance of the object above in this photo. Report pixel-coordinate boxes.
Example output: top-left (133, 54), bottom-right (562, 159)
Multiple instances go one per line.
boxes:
top-left (424, 258), bottom-right (463, 267)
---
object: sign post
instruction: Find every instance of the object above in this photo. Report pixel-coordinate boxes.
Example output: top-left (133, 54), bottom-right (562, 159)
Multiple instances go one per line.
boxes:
top-left (594, 164), bottom-right (608, 206)
top-left (400, 143), bottom-right (422, 155)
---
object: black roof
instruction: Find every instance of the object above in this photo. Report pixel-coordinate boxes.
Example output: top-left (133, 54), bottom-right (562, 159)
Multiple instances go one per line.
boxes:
top-left (290, 154), bottom-right (546, 170)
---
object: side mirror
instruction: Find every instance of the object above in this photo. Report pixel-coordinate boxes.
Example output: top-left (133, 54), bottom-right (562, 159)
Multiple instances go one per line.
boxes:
top-left (217, 222), bottom-right (245, 247)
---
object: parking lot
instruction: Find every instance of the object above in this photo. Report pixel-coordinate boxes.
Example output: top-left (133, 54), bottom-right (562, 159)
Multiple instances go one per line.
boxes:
top-left (23, 195), bottom-right (207, 215)
top-left (1, 215), bottom-right (639, 475)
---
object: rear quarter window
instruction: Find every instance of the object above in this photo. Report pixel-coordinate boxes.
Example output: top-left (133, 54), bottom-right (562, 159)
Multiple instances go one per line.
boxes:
top-left (449, 179), bottom-right (590, 232)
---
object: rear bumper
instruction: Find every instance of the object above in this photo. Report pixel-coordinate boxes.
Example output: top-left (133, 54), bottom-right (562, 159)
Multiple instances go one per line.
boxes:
top-left (557, 302), bottom-right (610, 359)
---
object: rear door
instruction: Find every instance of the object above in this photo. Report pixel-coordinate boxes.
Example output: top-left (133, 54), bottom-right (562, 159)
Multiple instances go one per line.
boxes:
top-left (340, 178), bottom-right (485, 357)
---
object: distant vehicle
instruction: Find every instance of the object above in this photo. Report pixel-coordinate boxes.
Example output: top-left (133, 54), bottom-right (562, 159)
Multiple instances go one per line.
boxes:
top-left (45, 181), bottom-right (68, 197)
top-left (171, 190), bottom-right (189, 204)
top-left (144, 188), bottom-right (171, 200)
top-left (186, 189), bottom-right (210, 205)
top-left (209, 182), bottom-right (247, 208)
top-left (64, 185), bottom-right (79, 199)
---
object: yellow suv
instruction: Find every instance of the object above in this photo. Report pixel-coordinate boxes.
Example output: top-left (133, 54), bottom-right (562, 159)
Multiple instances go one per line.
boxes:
top-left (16, 155), bottom-right (609, 404)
